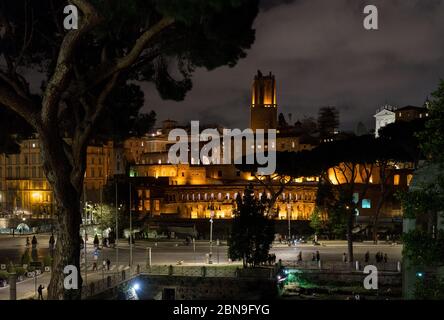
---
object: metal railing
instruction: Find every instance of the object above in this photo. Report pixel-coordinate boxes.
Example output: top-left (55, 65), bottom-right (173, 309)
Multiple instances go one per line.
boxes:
top-left (280, 260), bottom-right (401, 272)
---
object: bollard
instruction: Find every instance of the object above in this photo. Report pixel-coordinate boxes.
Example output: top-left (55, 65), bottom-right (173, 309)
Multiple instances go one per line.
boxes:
top-left (201, 266), bottom-right (207, 277)
top-left (318, 259), bottom-right (322, 270)
top-left (397, 261), bottom-right (401, 272)
top-left (9, 273), bottom-right (17, 300)
top-left (355, 260), bottom-right (360, 271)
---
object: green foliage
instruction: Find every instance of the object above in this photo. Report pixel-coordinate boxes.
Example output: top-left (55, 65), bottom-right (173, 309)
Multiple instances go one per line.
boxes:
top-left (6, 262), bottom-right (15, 273)
top-left (397, 181), bottom-right (444, 219)
top-left (14, 267), bottom-right (27, 277)
top-left (0, 271), bottom-right (9, 281)
top-left (228, 185), bottom-right (274, 267)
top-left (309, 207), bottom-right (323, 235)
top-left (91, 204), bottom-right (118, 230)
top-left (315, 183), bottom-right (347, 239)
top-left (399, 81), bottom-right (444, 296)
top-left (21, 249), bottom-right (32, 266)
top-left (43, 255), bottom-right (53, 267)
top-left (415, 277), bottom-right (444, 300)
top-left (418, 80), bottom-right (444, 166)
top-left (402, 230), bottom-right (444, 267)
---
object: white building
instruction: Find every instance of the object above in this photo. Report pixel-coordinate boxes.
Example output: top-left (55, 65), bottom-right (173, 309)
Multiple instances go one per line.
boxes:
top-left (374, 105), bottom-right (396, 138)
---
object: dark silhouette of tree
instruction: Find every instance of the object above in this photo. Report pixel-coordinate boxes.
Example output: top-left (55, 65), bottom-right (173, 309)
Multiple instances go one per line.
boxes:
top-left (399, 80), bottom-right (444, 298)
top-left (278, 112), bottom-right (288, 128)
top-left (275, 135), bottom-right (382, 262)
top-left (228, 185), bottom-right (274, 267)
top-left (318, 107), bottom-right (339, 139)
top-left (0, 0), bottom-right (259, 299)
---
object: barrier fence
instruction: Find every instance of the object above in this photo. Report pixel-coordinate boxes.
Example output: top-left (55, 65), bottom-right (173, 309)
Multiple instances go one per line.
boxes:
top-left (280, 260), bottom-right (401, 272)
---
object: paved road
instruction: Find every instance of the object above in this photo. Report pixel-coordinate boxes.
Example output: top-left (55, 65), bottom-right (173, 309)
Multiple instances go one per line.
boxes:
top-left (0, 234), bottom-right (402, 300)
top-left (0, 234), bottom-right (402, 266)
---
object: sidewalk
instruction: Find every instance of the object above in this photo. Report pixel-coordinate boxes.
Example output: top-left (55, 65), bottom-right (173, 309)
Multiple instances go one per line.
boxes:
top-left (272, 240), bottom-right (402, 248)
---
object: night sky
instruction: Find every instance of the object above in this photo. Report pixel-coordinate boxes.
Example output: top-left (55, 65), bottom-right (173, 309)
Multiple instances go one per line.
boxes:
top-left (141, 0), bottom-right (444, 132)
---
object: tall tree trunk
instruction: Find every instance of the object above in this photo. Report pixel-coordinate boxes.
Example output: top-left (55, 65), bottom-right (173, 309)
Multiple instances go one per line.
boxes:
top-left (47, 195), bottom-right (82, 300)
top-left (39, 130), bottom-right (86, 300)
top-left (346, 211), bottom-right (354, 264)
top-left (372, 196), bottom-right (385, 244)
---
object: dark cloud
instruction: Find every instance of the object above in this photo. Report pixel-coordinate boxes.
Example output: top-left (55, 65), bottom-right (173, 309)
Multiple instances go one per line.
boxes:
top-left (143, 0), bottom-right (444, 131)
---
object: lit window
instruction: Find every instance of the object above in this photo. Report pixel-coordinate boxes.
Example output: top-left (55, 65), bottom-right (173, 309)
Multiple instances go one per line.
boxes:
top-left (352, 193), bottom-right (359, 204)
top-left (154, 200), bottom-right (160, 211)
top-left (362, 199), bottom-right (371, 209)
top-left (394, 175), bottom-right (400, 185)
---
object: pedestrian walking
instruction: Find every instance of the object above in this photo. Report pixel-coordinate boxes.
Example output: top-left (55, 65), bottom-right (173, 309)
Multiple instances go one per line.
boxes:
top-left (92, 262), bottom-right (98, 271)
top-left (316, 251), bottom-right (320, 262)
top-left (383, 253), bottom-right (388, 263)
top-left (342, 253), bottom-right (347, 263)
top-left (312, 252), bottom-right (316, 261)
top-left (94, 235), bottom-right (100, 248)
top-left (49, 234), bottom-right (55, 250)
top-left (26, 237), bottom-right (30, 247)
top-left (297, 251), bottom-right (302, 262)
top-left (106, 258), bottom-right (111, 271)
top-left (31, 235), bottom-right (38, 247)
top-left (37, 285), bottom-right (44, 300)
top-left (102, 259), bottom-right (106, 270)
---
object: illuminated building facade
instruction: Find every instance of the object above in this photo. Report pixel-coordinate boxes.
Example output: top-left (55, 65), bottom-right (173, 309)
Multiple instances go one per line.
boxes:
top-left (0, 138), bottom-right (116, 217)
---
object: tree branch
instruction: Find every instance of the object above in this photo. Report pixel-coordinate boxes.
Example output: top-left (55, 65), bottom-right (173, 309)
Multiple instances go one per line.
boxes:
top-left (69, 16), bottom-right (175, 98)
top-left (0, 82), bottom-right (38, 128)
top-left (41, 0), bottom-right (102, 127)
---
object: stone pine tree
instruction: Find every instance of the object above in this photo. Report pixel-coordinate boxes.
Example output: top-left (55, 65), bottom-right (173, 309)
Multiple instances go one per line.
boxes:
top-left (228, 185), bottom-right (275, 267)
top-left (0, 0), bottom-right (259, 299)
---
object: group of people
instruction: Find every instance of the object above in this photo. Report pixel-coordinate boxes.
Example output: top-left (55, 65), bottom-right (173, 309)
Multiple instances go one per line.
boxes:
top-left (92, 234), bottom-right (118, 248)
top-left (266, 253), bottom-right (277, 265)
top-left (374, 251), bottom-right (388, 263)
top-left (364, 251), bottom-right (388, 263)
top-left (25, 235), bottom-right (38, 247)
top-left (25, 234), bottom-right (56, 250)
top-left (92, 258), bottom-right (111, 271)
top-left (311, 251), bottom-right (321, 262)
top-left (296, 250), bottom-right (321, 262)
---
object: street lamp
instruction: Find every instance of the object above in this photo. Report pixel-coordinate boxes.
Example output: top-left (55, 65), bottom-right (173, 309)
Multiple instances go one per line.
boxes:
top-left (287, 200), bottom-right (292, 245)
top-left (115, 182), bottom-right (119, 271)
top-left (208, 204), bottom-right (214, 264)
top-left (129, 182), bottom-right (133, 269)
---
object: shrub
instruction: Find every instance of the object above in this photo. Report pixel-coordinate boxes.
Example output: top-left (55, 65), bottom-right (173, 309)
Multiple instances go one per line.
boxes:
top-left (43, 254), bottom-right (53, 267)
top-left (0, 271), bottom-right (9, 281)
top-left (15, 267), bottom-right (27, 277)
top-left (21, 249), bottom-right (32, 266)
top-left (6, 261), bottom-right (15, 273)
